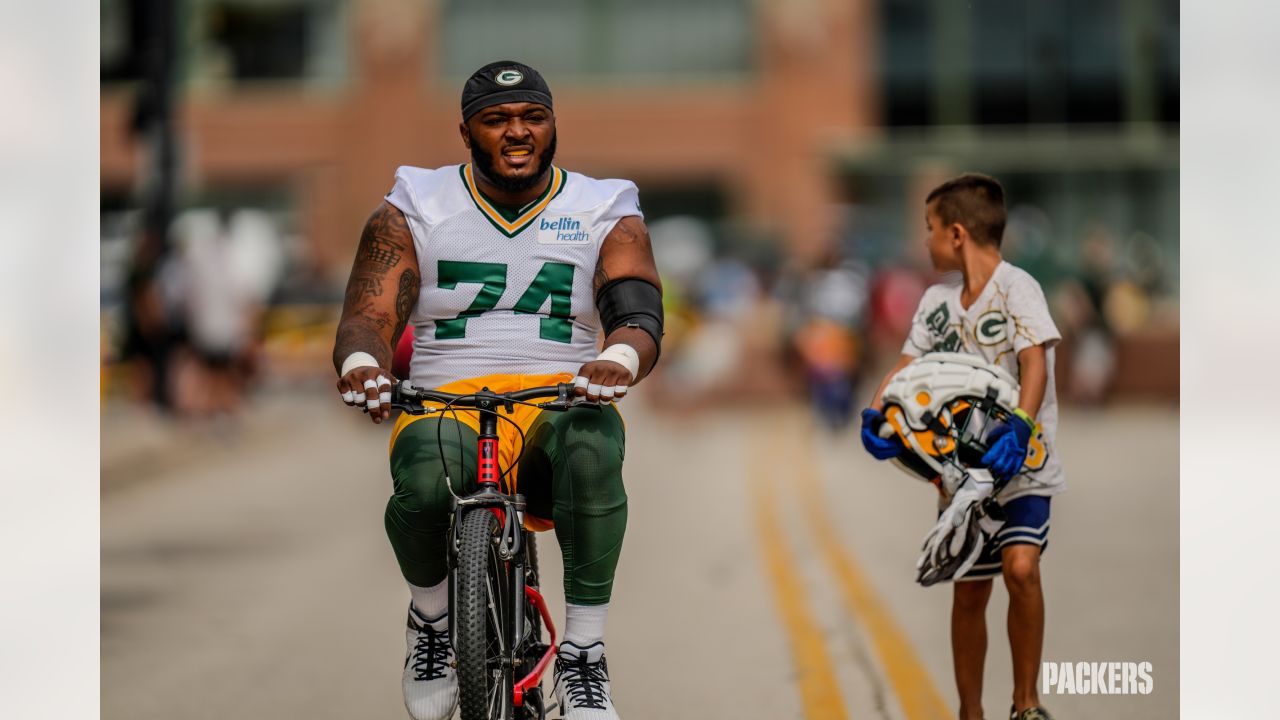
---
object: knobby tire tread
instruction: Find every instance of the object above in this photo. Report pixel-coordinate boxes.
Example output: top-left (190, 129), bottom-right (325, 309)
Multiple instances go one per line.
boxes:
top-left (456, 510), bottom-right (508, 720)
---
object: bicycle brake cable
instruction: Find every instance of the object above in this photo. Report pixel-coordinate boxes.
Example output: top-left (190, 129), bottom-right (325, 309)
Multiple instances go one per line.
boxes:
top-left (433, 394), bottom-right (482, 503)
top-left (429, 391), bottom-right (577, 500)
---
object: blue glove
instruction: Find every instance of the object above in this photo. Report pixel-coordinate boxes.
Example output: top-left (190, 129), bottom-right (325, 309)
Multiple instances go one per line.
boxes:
top-left (980, 412), bottom-right (1035, 482)
top-left (860, 408), bottom-right (904, 460)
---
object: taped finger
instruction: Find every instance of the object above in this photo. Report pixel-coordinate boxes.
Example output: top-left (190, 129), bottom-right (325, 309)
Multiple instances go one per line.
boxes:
top-left (611, 384), bottom-right (629, 397)
top-left (598, 385), bottom-right (616, 400)
top-left (573, 376), bottom-right (590, 391)
top-left (586, 383), bottom-right (603, 398)
top-left (341, 390), bottom-right (356, 405)
top-left (379, 391), bottom-right (392, 406)
top-left (376, 374), bottom-right (391, 389)
top-left (354, 392), bottom-right (367, 404)
top-left (363, 378), bottom-right (379, 392)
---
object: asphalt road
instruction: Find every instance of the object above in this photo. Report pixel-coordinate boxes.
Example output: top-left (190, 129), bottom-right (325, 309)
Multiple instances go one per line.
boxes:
top-left (102, 385), bottom-right (1178, 719)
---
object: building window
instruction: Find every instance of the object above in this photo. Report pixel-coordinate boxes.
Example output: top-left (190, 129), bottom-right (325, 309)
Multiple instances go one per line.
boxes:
top-left (206, 3), bottom-right (310, 80)
top-left (189, 0), bottom-right (348, 87)
top-left (880, 0), bottom-right (934, 127)
top-left (1155, 0), bottom-right (1179, 123)
top-left (967, 0), bottom-right (1124, 125)
top-left (439, 0), bottom-right (753, 82)
top-left (101, 0), bottom-right (146, 83)
top-left (880, 0), bottom-right (1175, 127)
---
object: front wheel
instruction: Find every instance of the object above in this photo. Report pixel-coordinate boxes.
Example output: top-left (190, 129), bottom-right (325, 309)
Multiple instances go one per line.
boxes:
top-left (455, 509), bottom-right (513, 720)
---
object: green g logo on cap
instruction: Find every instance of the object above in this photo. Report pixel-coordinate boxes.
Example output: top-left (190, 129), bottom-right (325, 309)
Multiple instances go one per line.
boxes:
top-left (494, 69), bottom-right (524, 86)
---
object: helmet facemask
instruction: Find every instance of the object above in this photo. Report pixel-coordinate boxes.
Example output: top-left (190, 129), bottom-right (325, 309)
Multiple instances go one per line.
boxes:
top-left (879, 352), bottom-right (1021, 496)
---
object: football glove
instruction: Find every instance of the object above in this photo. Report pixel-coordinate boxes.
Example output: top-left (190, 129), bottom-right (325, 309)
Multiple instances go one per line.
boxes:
top-left (980, 410), bottom-right (1035, 482)
top-left (916, 468), bottom-right (1006, 586)
top-left (860, 408), bottom-right (904, 460)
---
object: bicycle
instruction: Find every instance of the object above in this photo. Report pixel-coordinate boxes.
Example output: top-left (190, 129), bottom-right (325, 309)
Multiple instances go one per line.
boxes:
top-left (389, 380), bottom-right (591, 720)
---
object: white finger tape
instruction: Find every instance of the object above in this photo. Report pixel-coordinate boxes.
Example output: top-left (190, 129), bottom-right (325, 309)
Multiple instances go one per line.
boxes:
top-left (376, 374), bottom-right (391, 389)
top-left (612, 385), bottom-right (629, 397)
top-left (573, 376), bottom-right (590, 390)
top-left (341, 390), bottom-right (356, 405)
top-left (599, 385), bottom-right (616, 400)
top-left (595, 343), bottom-right (640, 381)
top-left (379, 391), bottom-right (391, 405)
top-left (366, 397), bottom-right (381, 410)
top-left (587, 383), bottom-right (603, 397)
top-left (363, 378), bottom-right (379, 391)
top-left (341, 352), bottom-right (379, 377)
top-left (354, 392), bottom-right (367, 404)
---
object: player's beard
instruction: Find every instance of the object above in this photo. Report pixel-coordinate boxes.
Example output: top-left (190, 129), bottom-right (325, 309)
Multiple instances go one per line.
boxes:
top-left (471, 131), bottom-right (558, 194)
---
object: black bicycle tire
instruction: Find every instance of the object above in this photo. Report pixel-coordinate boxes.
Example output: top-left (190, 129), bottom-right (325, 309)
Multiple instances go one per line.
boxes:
top-left (456, 509), bottom-right (513, 720)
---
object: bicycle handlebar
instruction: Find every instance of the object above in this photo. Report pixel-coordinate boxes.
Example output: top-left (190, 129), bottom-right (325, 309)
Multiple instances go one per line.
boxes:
top-left (389, 381), bottom-right (583, 416)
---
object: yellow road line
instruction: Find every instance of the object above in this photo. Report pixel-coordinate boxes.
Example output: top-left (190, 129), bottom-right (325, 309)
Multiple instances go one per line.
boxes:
top-left (792, 423), bottom-right (952, 720)
top-left (749, 427), bottom-right (851, 720)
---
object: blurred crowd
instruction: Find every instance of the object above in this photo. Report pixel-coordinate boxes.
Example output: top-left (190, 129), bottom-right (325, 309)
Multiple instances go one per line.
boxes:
top-left (102, 199), bottom-right (1176, 424)
top-left (641, 204), bottom-right (1177, 428)
top-left (108, 208), bottom-right (285, 421)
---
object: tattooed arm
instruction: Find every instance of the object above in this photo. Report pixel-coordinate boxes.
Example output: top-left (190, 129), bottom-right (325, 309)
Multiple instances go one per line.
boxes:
top-left (333, 201), bottom-right (420, 423)
top-left (573, 215), bottom-right (662, 399)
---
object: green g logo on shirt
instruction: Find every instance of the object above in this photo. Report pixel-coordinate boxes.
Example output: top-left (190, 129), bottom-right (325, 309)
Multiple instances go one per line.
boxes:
top-left (976, 310), bottom-right (1009, 346)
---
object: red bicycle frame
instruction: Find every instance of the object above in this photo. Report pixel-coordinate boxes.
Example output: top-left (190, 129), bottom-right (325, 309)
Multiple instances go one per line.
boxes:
top-left (473, 397), bottom-right (558, 711)
top-left (514, 586), bottom-right (557, 707)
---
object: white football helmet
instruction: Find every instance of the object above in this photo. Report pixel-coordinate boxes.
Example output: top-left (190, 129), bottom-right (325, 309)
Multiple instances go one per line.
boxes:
top-left (879, 352), bottom-right (1028, 494)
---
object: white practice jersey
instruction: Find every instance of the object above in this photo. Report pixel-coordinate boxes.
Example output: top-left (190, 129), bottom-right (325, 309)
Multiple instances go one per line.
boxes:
top-left (902, 261), bottom-right (1065, 500)
top-left (384, 163), bottom-right (642, 390)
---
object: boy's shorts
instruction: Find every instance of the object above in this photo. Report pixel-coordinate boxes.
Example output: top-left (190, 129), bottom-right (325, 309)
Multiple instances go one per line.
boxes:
top-left (956, 494), bottom-right (1051, 582)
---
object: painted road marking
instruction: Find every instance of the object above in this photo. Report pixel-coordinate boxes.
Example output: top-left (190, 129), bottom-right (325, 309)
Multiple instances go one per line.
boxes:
top-left (750, 428), bottom-right (851, 720)
top-left (793, 423), bottom-right (953, 720)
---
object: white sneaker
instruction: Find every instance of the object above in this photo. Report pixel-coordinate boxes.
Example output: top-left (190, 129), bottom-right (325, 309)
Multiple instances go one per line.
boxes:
top-left (552, 641), bottom-right (620, 720)
top-left (402, 604), bottom-right (457, 720)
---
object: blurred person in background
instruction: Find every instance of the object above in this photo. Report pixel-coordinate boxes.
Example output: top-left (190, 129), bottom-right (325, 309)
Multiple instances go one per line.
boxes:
top-left (785, 251), bottom-right (871, 430)
top-left (866, 245), bottom-right (932, 369)
top-left (1052, 224), bottom-right (1118, 404)
top-left (331, 61), bottom-right (662, 720)
top-left (170, 208), bottom-right (282, 420)
top-left (642, 215), bottom-right (770, 408)
top-left (120, 248), bottom-right (184, 412)
top-left (670, 253), bottom-right (761, 398)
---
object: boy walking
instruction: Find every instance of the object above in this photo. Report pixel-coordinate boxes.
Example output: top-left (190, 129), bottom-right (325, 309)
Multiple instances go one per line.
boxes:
top-left (860, 174), bottom-right (1065, 720)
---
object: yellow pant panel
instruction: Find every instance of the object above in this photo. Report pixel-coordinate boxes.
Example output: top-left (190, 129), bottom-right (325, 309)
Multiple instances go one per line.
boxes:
top-left (388, 373), bottom-right (574, 528)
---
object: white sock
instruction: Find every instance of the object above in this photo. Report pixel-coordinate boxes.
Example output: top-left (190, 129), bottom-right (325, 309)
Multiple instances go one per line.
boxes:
top-left (563, 603), bottom-right (609, 647)
top-left (409, 579), bottom-right (449, 621)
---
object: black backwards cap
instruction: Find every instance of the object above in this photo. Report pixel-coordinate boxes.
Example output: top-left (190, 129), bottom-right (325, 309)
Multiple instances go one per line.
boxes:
top-left (460, 61), bottom-right (553, 120)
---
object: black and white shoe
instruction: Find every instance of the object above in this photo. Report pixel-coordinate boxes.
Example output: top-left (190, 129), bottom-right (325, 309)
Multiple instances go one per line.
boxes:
top-left (1010, 705), bottom-right (1055, 720)
top-left (552, 641), bottom-right (619, 719)
top-left (402, 605), bottom-right (457, 720)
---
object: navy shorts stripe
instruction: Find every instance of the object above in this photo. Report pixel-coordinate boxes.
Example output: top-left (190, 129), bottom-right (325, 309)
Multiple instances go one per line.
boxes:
top-left (959, 495), bottom-right (1052, 580)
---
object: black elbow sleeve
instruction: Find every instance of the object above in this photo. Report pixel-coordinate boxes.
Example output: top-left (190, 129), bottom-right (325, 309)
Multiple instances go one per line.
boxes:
top-left (595, 277), bottom-right (664, 364)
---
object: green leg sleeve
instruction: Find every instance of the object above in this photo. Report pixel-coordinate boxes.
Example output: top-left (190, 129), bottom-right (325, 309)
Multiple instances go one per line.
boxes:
top-left (523, 405), bottom-right (628, 606)
top-left (385, 418), bottom-right (479, 588)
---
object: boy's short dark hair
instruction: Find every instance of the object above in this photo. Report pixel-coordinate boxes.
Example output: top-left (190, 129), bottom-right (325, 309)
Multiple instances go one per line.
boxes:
top-left (926, 173), bottom-right (1007, 248)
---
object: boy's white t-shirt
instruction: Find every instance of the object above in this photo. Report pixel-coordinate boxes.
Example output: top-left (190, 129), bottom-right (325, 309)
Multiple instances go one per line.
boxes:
top-left (901, 261), bottom-right (1065, 500)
